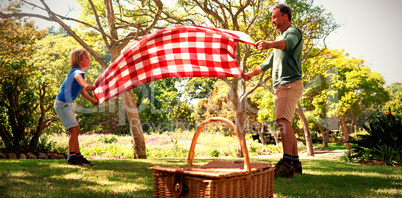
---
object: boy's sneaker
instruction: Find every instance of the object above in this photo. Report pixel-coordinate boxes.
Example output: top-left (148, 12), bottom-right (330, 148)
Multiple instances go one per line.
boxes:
top-left (274, 159), bottom-right (294, 178)
top-left (78, 155), bottom-right (96, 166)
top-left (67, 155), bottom-right (85, 166)
top-left (292, 162), bottom-right (302, 175)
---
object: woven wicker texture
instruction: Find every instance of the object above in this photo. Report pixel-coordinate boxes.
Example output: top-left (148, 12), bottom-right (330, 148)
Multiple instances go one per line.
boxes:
top-left (150, 117), bottom-right (275, 198)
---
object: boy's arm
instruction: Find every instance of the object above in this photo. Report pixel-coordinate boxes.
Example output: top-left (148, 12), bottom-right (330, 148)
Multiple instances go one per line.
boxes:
top-left (75, 74), bottom-right (95, 91)
top-left (81, 89), bottom-right (99, 106)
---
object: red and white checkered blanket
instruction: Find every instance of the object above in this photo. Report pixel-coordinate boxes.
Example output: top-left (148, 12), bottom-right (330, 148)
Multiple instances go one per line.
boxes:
top-left (93, 25), bottom-right (255, 103)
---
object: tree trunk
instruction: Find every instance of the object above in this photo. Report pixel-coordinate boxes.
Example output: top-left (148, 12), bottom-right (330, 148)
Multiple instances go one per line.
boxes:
top-left (258, 122), bottom-right (266, 145)
top-left (340, 116), bottom-right (351, 150)
top-left (123, 92), bottom-right (147, 159)
top-left (267, 124), bottom-right (280, 145)
top-left (322, 130), bottom-right (330, 148)
top-left (234, 103), bottom-right (246, 158)
top-left (296, 103), bottom-right (315, 156)
top-left (108, 45), bottom-right (147, 159)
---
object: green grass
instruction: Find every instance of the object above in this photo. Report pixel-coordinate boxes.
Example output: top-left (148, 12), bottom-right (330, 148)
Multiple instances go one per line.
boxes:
top-left (0, 157), bottom-right (401, 198)
top-left (313, 142), bottom-right (348, 150)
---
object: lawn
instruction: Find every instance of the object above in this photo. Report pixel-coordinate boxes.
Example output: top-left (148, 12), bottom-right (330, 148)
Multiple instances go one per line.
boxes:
top-left (0, 157), bottom-right (401, 198)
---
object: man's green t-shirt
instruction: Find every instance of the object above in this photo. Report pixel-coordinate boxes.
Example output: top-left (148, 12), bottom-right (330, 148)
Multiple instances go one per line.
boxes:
top-left (259, 26), bottom-right (303, 88)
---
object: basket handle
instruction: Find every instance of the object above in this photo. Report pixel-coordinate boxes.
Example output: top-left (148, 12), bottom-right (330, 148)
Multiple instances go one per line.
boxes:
top-left (187, 117), bottom-right (251, 173)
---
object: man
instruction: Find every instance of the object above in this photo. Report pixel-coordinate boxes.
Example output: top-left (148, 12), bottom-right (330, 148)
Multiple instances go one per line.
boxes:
top-left (243, 4), bottom-right (303, 178)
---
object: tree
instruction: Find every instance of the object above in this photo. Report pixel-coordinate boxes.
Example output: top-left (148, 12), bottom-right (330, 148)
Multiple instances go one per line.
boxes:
top-left (163, 0), bottom-right (339, 156)
top-left (133, 78), bottom-right (183, 133)
top-left (0, 6), bottom-right (44, 63)
top-left (382, 83), bottom-right (402, 116)
top-left (0, 9), bottom-right (54, 149)
top-left (0, 59), bottom-right (57, 149)
top-left (1, 0), bottom-right (167, 158)
top-left (169, 101), bottom-right (195, 131)
top-left (251, 87), bottom-right (280, 144)
top-left (301, 48), bottom-right (390, 149)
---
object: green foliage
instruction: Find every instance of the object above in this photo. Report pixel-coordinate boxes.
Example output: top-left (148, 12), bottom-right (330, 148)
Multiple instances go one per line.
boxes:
top-left (0, 15), bottom-right (51, 149)
top-left (351, 112), bottom-right (402, 165)
top-left (340, 150), bottom-right (355, 163)
top-left (44, 131), bottom-right (282, 159)
top-left (355, 112), bottom-right (402, 150)
top-left (302, 48), bottom-right (390, 136)
top-left (252, 88), bottom-right (275, 124)
top-left (132, 79), bottom-right (190, 133)
top-left (168, 102), bottom-right (195, 130)
top-left (201, 81), bottom-right (236, 120)
top-left (382, 82), bottom-right (402, 116)
top-left (98, 135), bottom-right (118, 144)
top-left (210, 148), bottom-right (220, 157)
top-left (359, 148), bottom-right (374, 163)
top-left (374, 145), bottom-right (396, 165)
top-left (0, 9), bottom-right (46, 61)
top-left (395, 149), bottom-right (402, 165)
top-left (0, 60), bottom-right (42, 148)
top-left (184, 78), bottom-right (217, 100)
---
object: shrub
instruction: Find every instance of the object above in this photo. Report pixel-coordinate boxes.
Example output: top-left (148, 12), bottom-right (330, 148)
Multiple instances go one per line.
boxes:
top-left (355, 111), bottom-right (402, 150)
top-left (352, 111), bottom-right (402, 165)
top-left (340, 150), bottom-right (356, 163)
top-left (395, 149), bottom-right (402, 165)
top-left (358, 148), bottom-right (373, 163)
top-left (210, 149), bottom-right (220, 157)
top-left (374, 145), bottom-right (396, 165)
top-left (98, 135), bottom-right (118, 144)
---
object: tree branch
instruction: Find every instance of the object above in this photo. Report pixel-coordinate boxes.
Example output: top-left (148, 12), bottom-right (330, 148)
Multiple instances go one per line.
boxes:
top-left (88, 0), bottom-right (110, 48)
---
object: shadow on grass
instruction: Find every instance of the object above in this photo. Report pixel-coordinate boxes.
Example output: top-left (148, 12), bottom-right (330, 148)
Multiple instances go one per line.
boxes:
top-left (0, 159), bottom-right (157, 198)
top-left (1, 158), bottom-right (400, 198)
top-left (274, 160), bottom-right (402, 197)
top-left (0, 158), bottom-right (215, 198)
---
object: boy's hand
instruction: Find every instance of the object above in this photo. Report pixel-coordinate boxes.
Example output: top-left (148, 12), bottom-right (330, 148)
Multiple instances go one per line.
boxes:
top-left (92, 100), bottom-right (99, 106)
top-left (85, 84), bottom-right (96, 91)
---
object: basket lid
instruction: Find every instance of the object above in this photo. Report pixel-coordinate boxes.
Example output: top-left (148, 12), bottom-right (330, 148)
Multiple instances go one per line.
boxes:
top-left (150, 160), bottom-right (274, 178)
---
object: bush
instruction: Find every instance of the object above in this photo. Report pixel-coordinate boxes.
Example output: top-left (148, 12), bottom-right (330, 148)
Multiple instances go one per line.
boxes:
top-left (352, 111), bottom-right (402, 165)
top-left (340, 150), bottom-right (356, 163)
top-left (210, 149), bottom-right (220, 157)
top-left (359, 148), bottom-right (373, 163)
top-left (374, 145), bottom-right (396, 165)
top-left (355, 112), bottom-right (402, 150)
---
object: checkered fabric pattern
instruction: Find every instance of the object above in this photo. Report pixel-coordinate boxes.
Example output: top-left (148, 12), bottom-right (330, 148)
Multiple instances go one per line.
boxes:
top-left (93, 25), bottom-right (255, 103)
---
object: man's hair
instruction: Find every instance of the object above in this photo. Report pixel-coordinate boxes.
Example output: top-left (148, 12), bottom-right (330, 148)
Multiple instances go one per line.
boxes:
top-left (69, 48), bottom-right (88, 68)
top-left (273, 4), bottom-right (292, 22)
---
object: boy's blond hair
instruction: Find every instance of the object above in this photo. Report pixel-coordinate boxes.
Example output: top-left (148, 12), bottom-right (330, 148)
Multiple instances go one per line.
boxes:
top-left (70, 48), bottom-right (88, 68)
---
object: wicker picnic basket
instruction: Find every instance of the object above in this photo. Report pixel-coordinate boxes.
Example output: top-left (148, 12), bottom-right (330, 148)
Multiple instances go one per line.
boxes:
top-left (150, 117), bottom-right (275, 198)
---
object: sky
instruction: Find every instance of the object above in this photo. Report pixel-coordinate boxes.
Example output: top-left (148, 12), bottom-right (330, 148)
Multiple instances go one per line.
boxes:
top-left (312, 0), bottom-right (402, 86)
top-left (2, 0), bottom-right (401, 86)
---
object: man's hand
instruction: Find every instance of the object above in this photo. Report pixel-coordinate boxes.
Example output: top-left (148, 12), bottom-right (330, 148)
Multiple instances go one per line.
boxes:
top-left (255, 40), bottom-right (272, 50)
top-left (242, 67), bottom-right (263, 81)
top-left (255, 39), bottom-right (286, 51)
top-left (242, 73), bottom-right (254, 81)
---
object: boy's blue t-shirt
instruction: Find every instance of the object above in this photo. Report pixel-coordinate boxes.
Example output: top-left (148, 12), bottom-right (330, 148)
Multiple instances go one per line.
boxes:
top-left (56, 67), bottom-right (84, 103)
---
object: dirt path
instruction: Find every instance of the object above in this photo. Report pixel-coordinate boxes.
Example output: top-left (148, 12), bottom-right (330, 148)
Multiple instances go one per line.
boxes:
top-left (252, 149), bottom-right (344, 160)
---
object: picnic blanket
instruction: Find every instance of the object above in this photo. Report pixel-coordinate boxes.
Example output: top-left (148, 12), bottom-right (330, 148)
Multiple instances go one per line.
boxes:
top-left (93, 25), bottom-right (254, 103)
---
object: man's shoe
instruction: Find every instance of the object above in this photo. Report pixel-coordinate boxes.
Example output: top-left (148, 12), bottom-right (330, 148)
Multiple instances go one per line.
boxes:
top-left (292, 162), bottom-right (302, 175)
top-left (274, 159), bottom-right (294, 178)
top-left (78, 155), bottom-right (96, 166)
top-left (67, 155), bottom-right (85, 166)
